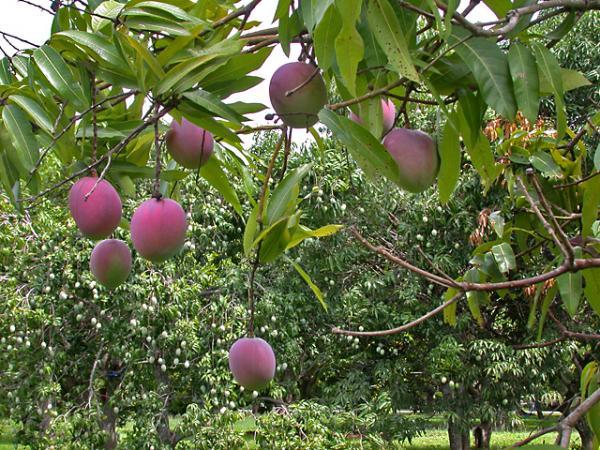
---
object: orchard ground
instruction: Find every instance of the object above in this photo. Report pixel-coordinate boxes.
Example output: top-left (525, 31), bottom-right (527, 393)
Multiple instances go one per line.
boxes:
top-left (0, 415), bottom-right (577, 449)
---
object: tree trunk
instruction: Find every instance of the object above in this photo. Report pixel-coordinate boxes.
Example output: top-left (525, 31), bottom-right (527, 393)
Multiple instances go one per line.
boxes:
top-left (153, 364), bottom-right (181, 448)
top-left (534, 400), bottom-right (544, 419)
top-left (575, 419), bottom-right (595, 450)
top-left (101, 381), bottom-right (118, 449)
top-left (38, 397), bottom-right (53, 434)
top-left (449, 419), bottom-right (471, 450)
top-left (473, 421), bottom-right (491, 449)
top-left (101, 400), bottom-right (118, 450)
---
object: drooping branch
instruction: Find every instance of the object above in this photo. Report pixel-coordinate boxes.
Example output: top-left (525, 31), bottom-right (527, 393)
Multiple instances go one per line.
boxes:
top-left (349, 226), bottom-right (600, 292)
top-left (511, 386), bottom-right (600, 447)
top-left (331, 291), bottom-right (464, 336)
top-left (434, 0), bottom-right (600, 38)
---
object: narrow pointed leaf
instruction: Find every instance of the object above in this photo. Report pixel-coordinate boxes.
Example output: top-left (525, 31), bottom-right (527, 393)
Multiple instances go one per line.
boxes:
top-left (365, 0), bottom-right (419, 82)
top-left (288, 257), bottom-right (328, 310)
top-left (450, 29), bottom-right (516, 119)
top-left (508, 42), bottom-right (539, 123)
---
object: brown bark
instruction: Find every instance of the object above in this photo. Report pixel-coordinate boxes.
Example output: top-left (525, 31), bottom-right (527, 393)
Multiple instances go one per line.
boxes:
top-left (153, 364), bottom-right (181, 448)
top-left (473, 421), bottom-right (492, 449)
top-left (575, 419), bottom-right (595, 450)
top-left (448, 418), bottom-right (471, 450)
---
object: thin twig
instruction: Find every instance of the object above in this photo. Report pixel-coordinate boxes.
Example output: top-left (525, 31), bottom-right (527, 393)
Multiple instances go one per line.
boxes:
top-left (257, 132), bottom-right (286, 224)
top-left (516, 174), bottom-right (573, 265)
top-left (91, 73), bottom-right (98, 177)
top-left (152, 103), bottom-right (162, 198)
top-left (285, 67), bottom-right (320, 97)
top-left (0, 30), bottom-right (40, 48)
top-left (29, 91), bottom-right (137, 180)
top-left (526, 171), bottom-right (574, 265)
top-left (25, 102), bottom-right (171, 205)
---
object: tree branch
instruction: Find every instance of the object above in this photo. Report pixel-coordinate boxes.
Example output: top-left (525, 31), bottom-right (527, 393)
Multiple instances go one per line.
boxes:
top-left (332, 291), bottom-right (464, 336)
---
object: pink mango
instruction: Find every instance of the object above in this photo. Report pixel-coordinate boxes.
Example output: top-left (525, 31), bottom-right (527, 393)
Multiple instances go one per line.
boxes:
top-left (130, 198), bottom-right (187, 263)
top-left (269, 62), bottom-right (327, 128)
top-left (382, 128), bottom-right (439, 193)
top-left (68, 177), bottom-right (122, 240)
top-left (166, 118), bottom-right (214, 169)
top-left (228, 337), bottom-right (276, 390)
top-left (90, 239), bottom-right (132, 289)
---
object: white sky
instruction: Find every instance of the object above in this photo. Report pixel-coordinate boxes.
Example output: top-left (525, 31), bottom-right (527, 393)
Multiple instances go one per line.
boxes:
top-left (0, 0), bottom-right (495, 141)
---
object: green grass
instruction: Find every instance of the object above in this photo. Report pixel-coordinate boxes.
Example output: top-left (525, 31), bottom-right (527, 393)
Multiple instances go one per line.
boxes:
top-left (398, 428), bottom-right (567, 449)
top-left (0, 416), bottom-right (583, 449)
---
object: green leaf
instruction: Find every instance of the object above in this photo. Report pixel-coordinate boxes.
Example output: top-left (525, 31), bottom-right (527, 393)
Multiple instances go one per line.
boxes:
top-left (583, 268), bottom-right (600, 318)
top-left (319, 109), bottom-right (402, 187)
top-left (286, 224), bottom-right (343, 250)
top-left (54, 30), bottom-right (126, 68)
top-left (449, 29), bottom-right (517, 120)
top-left (334, 0), bottom-right (363, 95)
top-left (489, 211), bottom-right (505, 238)
top-left (537, 284), bottom-right (557, 340)
top-left (2, 105), bottom-right (39, 176)
top-left (288, 257), bottom-right (327, 310)
top-left (443, 287), bottom-right (460, 327)
top-left (312, 4), bottom-right (341, 71)
top-left (464, 269), bottom-right (487, 327)
top-left (595, 144), bottom-right (600, 171)
top-left (365, 0), bottom-right (419, 82)
top-left (127, 1), bottom-right (204, 24)
top-left (266, 164), bottom-right (312, 225)
top-left (546, 11), bottom-right (577, 41)
top-left (33, 45), bottom-right (88, 110)
top-left (258, 216), bottom-right (294, 263)
top-left (199, 157), bottom-right (243, 218)
top-left (183, 91), bottom-right (245, 125)
top-left (482, 0), bottom-right (512, 18)
top-left (92, 1), bottom-right (124, 31)
top-left (442, 0), bottom-right (459, 40)
top-left (464, 131), bottom-right (498, 189)
top-left (437, 114), bottom-right (461, 204)
top-left (508, 42), bottom-right (539, 123)
top-left (530, 151), bottom-right (561, 179)
top-left (201, 48), bottom-right (273, 90)
top-left (178, 105), bottom-right (242, 147)
top-left (278, 7), bottom-right (302, 57)
top-left (117, 30), bottom-right (165, 80)
top-left (243, 205), bottom-right (259, 257)
top-left (491, 243), bottom-right (516, 273)
top-left (557, 248), bottom-right (583, 317)
top-left (0, 58), bottom-right (14, 84)
top-left (532, 43), bottom-right (566, 139)
top-left (559, 69), bottom-right (592, 92)
top-left (9, 95), bottom-right (54, 133)
top-left (302, 0), bottom-right (335, 31)
top-left (582, 174), bottom-right (600, 238)
top-left (155, 39), bottom-right (243, 95)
